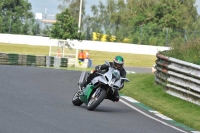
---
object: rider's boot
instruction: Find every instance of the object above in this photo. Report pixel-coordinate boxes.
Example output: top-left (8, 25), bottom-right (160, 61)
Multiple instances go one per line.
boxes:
top-left (111, 90), bottom-right (120, 102)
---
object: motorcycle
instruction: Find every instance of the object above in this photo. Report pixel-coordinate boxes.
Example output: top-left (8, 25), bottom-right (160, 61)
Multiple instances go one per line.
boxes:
top-left (72, 61), bottom-right (129, 111)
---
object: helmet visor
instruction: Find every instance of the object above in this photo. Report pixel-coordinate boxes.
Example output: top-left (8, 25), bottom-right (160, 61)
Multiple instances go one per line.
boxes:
top-left (114, 62), bottom-right (123, 69)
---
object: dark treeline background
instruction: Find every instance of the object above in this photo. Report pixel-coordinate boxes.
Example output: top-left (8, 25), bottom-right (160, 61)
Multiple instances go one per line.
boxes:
top-left (58, 0), bottom-right (200, 46)
top-left (1, 0), bottom-right (200, 46)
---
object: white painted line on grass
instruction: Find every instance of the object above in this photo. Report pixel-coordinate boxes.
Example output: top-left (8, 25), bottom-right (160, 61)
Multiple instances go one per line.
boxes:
top-left (121, 96), bottom-right (140, 103)
top-left (119, 99), bottom-right (188, 133)
top-left (149, 110), bottom-right (173, 121)
top-left (126, 71), bottom-right (136, 74)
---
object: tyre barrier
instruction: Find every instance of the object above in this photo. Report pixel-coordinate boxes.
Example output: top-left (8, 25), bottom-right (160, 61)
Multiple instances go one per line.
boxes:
top-left (0, 53), bottom-right (68, 67)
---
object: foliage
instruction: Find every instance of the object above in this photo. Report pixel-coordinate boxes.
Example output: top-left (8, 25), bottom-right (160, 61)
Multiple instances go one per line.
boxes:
top-left (127, 0), bottom-right (198, 45)
top-left (65, 0), bottom-right (200, 45)
top-left (41, 25), bottom-right (52, 37)
top-left (58, 0), bottom-right (86, 32)
top-left (0, 0), bottom-right (37, 35)
top-left (92, 32), bottom-right (116, 42)
top-left (50, 8), bottom-right (81, 40)
top-left (161, 38), bottom-right (200, 65)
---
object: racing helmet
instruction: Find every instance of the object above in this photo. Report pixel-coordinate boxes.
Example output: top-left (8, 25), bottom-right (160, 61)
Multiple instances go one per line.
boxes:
top-left (113, 56), bottom-right (124, 69)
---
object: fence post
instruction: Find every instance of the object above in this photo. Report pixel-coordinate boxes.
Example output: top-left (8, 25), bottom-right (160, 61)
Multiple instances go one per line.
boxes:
top-left (9, 15), bottom-right (12, 33)
top-left (165, 28), bottom-right (168, 46)
top-left (184, 30), bottom-right (187, 44)
top-left (140, 26), bottom-right (143, 44)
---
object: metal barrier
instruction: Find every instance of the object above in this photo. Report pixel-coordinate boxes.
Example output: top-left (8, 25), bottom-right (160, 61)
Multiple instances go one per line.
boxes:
top-left (155, 53), bottom-right (200, 106)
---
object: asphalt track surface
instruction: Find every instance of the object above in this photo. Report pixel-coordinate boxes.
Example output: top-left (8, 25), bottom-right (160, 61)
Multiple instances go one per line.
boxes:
top-left (124, 66), bottom-right (152, 73)
top-left (0, 65), bottom-right (189, 133)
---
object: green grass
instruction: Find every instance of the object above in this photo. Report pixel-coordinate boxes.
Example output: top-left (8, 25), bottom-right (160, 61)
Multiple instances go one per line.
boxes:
top-left (0, 43), bottom-right (49, 55)
top-left (88, 50), bottom-right (156, 67)
top-left (120, 73), bottom-right (200, 131)
top-left (0, 43), bottom-right (156, 67)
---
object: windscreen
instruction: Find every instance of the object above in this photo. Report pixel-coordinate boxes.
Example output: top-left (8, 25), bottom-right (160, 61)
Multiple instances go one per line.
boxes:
top-left (112, 69), bottom-right (120, 80)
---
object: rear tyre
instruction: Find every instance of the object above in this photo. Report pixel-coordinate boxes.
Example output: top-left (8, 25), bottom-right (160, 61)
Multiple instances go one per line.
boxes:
top-left (72, 90), bottom-right (83, 106)
top-left (87, 89), bottom-right (106, 111)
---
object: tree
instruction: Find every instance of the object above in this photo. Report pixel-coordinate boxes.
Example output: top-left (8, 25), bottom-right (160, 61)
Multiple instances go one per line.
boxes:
top-left (117, 0), bottom-right (199, 45)
top-left (0, 0), bottom-right (34, 34)
top-left (50, 8), bottom-right (81, 40)
top-left (42, 25), bottom-right (52, 37)
top-left (57, 0), bottom-right (199, 45)
top-left (58, 0), bottom-right (86, 29)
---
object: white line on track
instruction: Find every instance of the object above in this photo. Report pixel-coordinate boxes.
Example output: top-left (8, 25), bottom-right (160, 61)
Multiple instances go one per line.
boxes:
top-left (119, 99), bottom-right (189, 133)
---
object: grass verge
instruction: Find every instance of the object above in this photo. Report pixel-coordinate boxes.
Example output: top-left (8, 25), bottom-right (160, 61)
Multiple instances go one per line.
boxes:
top-left (0, 43), bottom-right (156, 67)
top-left (120, 73), bottom-right (200, 131)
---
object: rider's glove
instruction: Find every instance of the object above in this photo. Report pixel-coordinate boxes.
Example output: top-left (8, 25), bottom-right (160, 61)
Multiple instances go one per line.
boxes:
top-left (96, 69), bottom-right (102, 73)
top-left (95, 66), bottom-right (101, 71)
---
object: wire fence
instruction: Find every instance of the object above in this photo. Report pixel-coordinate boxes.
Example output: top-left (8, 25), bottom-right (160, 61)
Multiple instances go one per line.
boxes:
top-left (129, 27), bottom-right (200, 46)
top-left (1, 17), bottom-right (200, 46)
top-left (84, 26), bottom-right (200, 46)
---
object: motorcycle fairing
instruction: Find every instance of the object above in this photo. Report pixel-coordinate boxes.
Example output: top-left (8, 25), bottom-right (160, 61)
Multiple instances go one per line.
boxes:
top-left (91, 67), bottom-right (122, 89)
top-left (79, 84), bottom-right (95, 104)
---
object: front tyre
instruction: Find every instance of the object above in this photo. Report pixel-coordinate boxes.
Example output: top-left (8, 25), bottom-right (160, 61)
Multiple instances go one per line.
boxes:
top-left (72, 90), bottom-right (83, 106)
top-left (87, 89), bottom-right (106, 111)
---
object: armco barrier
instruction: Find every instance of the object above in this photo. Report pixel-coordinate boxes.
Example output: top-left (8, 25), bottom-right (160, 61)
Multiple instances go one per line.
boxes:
top-left (0, 53), bottom-right (68, 67)
top-left (155, 53), bottom-right (200, 106)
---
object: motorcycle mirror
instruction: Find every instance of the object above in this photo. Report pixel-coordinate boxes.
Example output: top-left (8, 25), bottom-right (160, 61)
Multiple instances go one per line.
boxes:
top-left (121, 78), bottom-right (129, 82)
top-left (105, 61), bottom-right (110, 66)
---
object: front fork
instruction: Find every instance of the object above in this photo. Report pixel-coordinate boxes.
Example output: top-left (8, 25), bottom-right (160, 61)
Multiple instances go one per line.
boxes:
top-left (92, 88), bottom-right (101, 98)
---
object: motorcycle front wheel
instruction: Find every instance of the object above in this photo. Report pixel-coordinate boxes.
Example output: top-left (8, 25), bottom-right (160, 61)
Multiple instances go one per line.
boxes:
top-left (72, 90), bottom-right (83, 106)
top-left (87, 89), bottom-right (106, 111)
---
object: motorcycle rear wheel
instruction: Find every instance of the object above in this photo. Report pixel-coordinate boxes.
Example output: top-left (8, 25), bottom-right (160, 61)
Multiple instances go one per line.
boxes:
top-left (87, 89), bottom-right (106, 111)
top-left (72, 90), bottom-right (83, 106)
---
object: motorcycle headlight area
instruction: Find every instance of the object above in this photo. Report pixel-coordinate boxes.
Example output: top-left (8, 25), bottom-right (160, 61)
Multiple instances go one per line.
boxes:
top-left (108, 79), bottom-right (116, 87)
top-left (112, 70), bottom-right (120, 80)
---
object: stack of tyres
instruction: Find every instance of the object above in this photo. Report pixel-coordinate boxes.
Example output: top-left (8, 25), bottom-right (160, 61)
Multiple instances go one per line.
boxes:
top-left (22, 55), bottom-right (28, 65)
top-left (45, 56), bottom-right (54, 67)
top-left (18, 54), bottom-right (28, 65)
top-left (50, 56), bottom-right (54, 67)
top-left (7, 53), bottom-right (19, 65)
top-left (60, 58), bottom-right (68, 67)
top-left (18, 55), bottom-right (23, 65)
top-left (36, 56), bottom-right (45, 66)
top-left (27, 55), bottom-right (36, 66)
top-left (0, 53), bottom-right (8, 65)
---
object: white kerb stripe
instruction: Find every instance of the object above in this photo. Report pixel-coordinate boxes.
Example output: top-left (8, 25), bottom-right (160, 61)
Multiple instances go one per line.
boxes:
top-left (121, 96), bottom-right (139, 103)
top-left (119, 99), bottom-right (188, 133)
top-left (149, 110), bottom-right (173, 121)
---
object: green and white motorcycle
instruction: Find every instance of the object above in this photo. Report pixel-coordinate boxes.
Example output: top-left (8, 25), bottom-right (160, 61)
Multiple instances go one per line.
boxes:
top-left (72, 61), bottom-right (129, 111)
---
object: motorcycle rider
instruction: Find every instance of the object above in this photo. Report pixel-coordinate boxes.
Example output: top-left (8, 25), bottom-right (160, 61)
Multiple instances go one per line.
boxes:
top-left (79, 55), bottom-right (126, 102)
